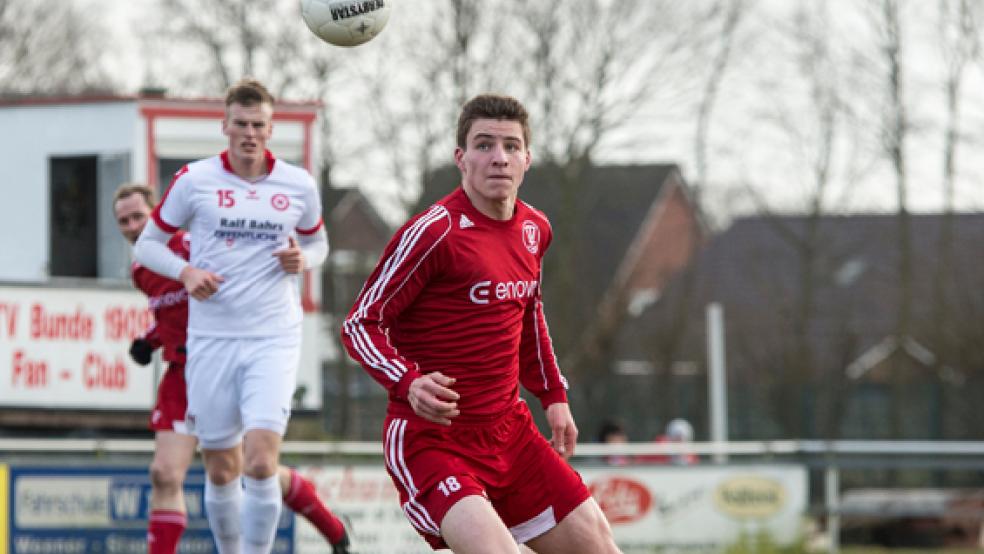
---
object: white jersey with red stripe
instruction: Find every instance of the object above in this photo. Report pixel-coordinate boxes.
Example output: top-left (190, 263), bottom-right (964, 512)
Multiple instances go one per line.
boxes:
top-left (152, 150), bottom-right (323, 337)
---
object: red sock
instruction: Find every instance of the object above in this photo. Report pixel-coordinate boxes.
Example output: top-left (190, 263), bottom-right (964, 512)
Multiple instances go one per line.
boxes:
top-left (148, 509), bottom-right (186, 554)
top-left (283, 468), bottom-right (346, 544)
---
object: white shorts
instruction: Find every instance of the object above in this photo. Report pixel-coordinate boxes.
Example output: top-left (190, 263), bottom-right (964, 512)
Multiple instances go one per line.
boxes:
top-left (185, 333), bottom-right (300, 450)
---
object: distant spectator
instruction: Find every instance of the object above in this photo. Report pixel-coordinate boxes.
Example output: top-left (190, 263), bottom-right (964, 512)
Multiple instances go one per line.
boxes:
top-left (641, 418), bottom-right (699, 465)
top-left (597, 420), bottom-right (630, 466)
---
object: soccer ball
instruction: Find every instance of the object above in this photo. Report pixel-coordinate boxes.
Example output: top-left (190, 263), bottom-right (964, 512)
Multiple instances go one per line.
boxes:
top-left (301, 0), bottom-right (392, 47)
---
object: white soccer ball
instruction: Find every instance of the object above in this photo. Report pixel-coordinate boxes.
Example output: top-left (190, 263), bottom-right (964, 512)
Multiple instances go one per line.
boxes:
top-left (301, 0), bottom-right (392, 47)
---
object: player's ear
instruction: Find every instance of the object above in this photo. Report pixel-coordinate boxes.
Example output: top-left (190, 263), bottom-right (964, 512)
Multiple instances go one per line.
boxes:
top-left (524, 148), bottom-right (532, 170)
top-left (454, 147), bottom-right (466, 171)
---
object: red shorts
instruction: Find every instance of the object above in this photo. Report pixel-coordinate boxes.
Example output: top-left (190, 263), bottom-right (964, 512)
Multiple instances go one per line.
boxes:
top-left (149, 362), bottom-right (189, 434)
top-left (383, 401), bottom-right (590, 550)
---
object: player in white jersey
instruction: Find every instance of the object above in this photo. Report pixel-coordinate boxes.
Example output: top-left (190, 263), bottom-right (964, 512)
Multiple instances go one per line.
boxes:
top-left (134, 78), bottom-right (329, 554)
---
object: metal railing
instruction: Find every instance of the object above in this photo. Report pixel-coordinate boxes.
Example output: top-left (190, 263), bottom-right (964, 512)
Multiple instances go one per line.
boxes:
top-left (2, 438), bottom-right (982, 552)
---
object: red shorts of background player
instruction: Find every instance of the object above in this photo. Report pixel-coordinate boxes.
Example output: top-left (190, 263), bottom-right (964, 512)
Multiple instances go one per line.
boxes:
top-left (383, 400), bottom-right (590, 550)
top-left (149, 363), bottom-right (190, 434)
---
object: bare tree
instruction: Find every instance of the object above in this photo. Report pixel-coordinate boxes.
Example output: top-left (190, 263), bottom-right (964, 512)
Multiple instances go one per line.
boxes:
top-left (694, 0), bottom-right (748, 202)
top-left (510, 0), bottom-right (705, 357)
top-left (866, 0), bottom-right (912, 440)
top-left (356, 0), bottom-right (509, 212)
top-left (690, 0), bottom-right (885, 439)
top-left (156, 0), bottom-right (342, 98)
top-left (0, 0), bottom-right (114, 93)
top-left (927, 0), bottom-right (982, 441)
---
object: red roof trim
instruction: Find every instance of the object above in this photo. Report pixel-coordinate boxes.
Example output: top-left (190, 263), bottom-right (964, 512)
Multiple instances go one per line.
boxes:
top-left (0, 94), bottom-right (320, 110)
top-left (140, 104), bottom-right (316, 123)
top-left (0, 94), bottom-right (138, 107)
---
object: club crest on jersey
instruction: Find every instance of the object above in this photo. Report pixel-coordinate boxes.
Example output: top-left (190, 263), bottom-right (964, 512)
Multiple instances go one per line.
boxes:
top-left (271, 193), bottom-right (290, 211)
top-left (522, 220), bottom-right (540, 254)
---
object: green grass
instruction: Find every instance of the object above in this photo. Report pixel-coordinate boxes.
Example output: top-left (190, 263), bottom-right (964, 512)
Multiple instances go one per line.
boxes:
top-left (843, 549), bottom-right (983, 553)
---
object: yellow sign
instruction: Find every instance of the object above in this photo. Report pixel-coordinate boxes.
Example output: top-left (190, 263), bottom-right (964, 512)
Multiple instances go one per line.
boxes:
top-left (0, 464), bottom-right (8, 554)
top-left (713, 475), bottom-right (786, 519)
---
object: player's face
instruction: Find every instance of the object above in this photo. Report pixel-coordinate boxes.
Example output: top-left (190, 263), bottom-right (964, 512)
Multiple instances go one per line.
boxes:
top-left (223, 102), bottom-right (274, 165)
top-left (114, 194), bottom-right (152, 244)
top-left (455, 119), bottom-right (532, 212)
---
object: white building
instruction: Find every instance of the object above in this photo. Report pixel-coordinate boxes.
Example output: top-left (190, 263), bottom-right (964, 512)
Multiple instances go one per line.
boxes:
top-left (0, 91), bottom-right (329, 426)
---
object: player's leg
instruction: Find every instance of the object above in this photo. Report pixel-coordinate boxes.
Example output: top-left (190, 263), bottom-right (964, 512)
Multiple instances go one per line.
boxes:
top-left (523, 497), bottom-right (620, 554)
top-left (241, 429), bottom-right (284, 554)
top-left (441, 495), bottom-right (523, 554)
top-left (381, 415), bottom-right (522, 552)
top-left (493, 403), bottom-right (620, 553)
top-left (202, 447), bottom-right (244, 554)
top-left (278, 466), bottom-right (350, 549)
top-left (238, 334), bottom-right (301, 554)
top-left (186, 336), bottom-right (246, 554)
top-left (147, 362), bottom-right (197, 554)
top-left (147, 430), bottom-right (197, 554)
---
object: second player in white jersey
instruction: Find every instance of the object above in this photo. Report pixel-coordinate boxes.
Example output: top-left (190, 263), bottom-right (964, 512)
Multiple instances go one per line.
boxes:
top-left (133, 78), bottom-right (332, 554)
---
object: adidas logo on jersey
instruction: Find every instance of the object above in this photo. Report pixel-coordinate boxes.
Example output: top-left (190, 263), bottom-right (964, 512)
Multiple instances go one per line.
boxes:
top-left (459, 214), bottom-right (474, 229)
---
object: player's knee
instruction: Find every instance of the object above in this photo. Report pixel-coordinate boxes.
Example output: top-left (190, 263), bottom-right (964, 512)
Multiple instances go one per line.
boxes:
top-left (149, 460), bottom-right (187, 492)
top-left (243, 456), bottom-right (278, 479)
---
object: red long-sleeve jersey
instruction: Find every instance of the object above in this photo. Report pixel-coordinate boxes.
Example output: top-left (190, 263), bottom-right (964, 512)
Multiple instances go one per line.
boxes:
top-left (132, 231), bottom-right (190, 364)
top-left (342, 188), bottom-right (569, 422)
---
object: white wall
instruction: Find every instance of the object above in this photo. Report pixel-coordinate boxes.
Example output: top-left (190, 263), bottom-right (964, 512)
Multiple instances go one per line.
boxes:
top-left (0, 101), bottom-right (141, 282)
top-left (156, 117), bottom-right (307, 164)
top-left (0, 99), bottom-right (326, 411)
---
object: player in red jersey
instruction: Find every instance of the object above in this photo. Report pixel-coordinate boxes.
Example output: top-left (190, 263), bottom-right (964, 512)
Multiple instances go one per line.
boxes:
top-left (342, 94), bottom-right (621, 553)
top-left (113, 183), bottom-right (351, 554)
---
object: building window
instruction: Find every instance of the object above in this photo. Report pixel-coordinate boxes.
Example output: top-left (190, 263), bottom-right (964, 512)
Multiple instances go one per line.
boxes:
top-left (157, 158), bottom-right (194, 197)
top-left (49, 156), bottom-right (98, 278)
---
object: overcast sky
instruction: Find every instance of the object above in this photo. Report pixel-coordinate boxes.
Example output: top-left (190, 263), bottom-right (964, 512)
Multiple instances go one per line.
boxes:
top-left (91, 0), bottom-right (984, 224)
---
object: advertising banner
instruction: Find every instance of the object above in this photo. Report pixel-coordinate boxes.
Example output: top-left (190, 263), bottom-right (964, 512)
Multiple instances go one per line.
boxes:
top-left (0, 284), bottom-right (324, 412)
top-left (0, 286), bottom-right (154, 409)
top-left (294, 463), bottom-right (807, 553)
top-left (583, 465), bottom-right (807, 552)
top-left (5, 465), bottom-right (294, 554)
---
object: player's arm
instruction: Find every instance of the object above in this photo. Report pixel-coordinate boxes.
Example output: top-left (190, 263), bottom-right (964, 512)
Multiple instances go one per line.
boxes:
top-left (129, 321), bottom-right (162, 366)
top-left (273, 228), bottom-right (328, 274)
top-left (133, 221), bottom-right (188, 281)
top-left (518, 239), bottom-right (577, 457)
top-left (134, 222), bottom-right (224, 301)
top-left (135, 169), bottom-right (223, 300)
top-left (340, 207), bottom-right (459, 425)
top-left (519, 294), bottom-right (577, 458)
top-left (278, 177), bottom-right (330, 273)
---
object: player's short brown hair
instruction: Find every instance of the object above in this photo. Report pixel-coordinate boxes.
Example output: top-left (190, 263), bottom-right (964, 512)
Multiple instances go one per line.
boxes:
top-left (456, 94), bottom-right (530, 149)
top-left (224, 78), bottom-right (275, 108)
top-left (113, 182), bottom-right (156, 209)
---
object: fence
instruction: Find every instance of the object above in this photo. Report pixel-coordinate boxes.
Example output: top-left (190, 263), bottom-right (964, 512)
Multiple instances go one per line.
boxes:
top-left (1, 439), bottom-right (982, 553)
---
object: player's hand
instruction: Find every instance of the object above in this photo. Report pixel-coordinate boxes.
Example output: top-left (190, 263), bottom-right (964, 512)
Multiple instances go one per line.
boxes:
top-left (128, 338), bottom-right (154, 366)
top-left (545, 403), bottom-right (578, 459)
top-left (407, 372), bottom-right (460, 426)
top-left (274, 236), bottom-right (305, 274)
top-left (179, 266), bottom-right (225, 301)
